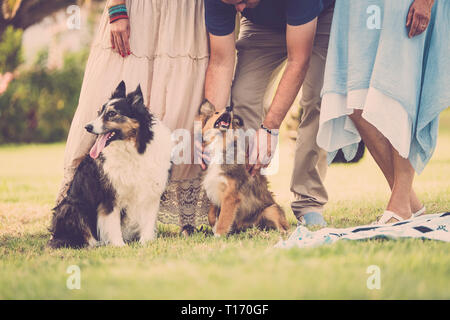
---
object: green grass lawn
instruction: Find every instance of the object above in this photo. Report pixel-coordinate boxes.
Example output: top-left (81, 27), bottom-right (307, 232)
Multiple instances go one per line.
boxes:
top-left (0, 110), bottom-right (449, 299)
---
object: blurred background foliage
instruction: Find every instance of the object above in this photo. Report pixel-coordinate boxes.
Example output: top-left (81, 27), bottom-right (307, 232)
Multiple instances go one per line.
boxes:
top-left (0, 25), bottom-right (23, 73)
top-left (0, 0), bottom-right (103, 143)
top-left (0, 46), bottom-right (88, 143)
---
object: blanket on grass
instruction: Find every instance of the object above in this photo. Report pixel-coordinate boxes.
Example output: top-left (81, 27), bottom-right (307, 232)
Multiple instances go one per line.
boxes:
top-left (275, 212), bottom-right (450, 249)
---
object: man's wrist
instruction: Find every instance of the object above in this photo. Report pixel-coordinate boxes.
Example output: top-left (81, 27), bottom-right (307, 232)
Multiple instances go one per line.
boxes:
top-left (260, 123), bottom-right (279, 136)
top-left (262, 118), bottom-right (281, 130)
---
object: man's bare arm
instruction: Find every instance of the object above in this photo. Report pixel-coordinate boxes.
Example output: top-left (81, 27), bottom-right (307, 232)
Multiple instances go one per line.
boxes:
top-left (204, 32), bottom-right (236, 111)
top-left (247, 19), bottom-right (318, 174)
top-left (263, 19), bottom-right (317, 129)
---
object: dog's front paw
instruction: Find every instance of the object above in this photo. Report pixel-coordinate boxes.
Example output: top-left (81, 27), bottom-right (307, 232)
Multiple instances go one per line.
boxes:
top-left (87, 238), bottom-right (100, 248)
top-left (139, 232), bottom-right (156, 245)
top-left (110, 239), bottom-right (126, 247)
top-left (213, 225), bottom-right (228, 237)
top-left (213, 229), bottom-right (227, 238)
top-left (214, 225), bottom-right (230, 237)
top-left (139, 237), bottom-right (155, 246)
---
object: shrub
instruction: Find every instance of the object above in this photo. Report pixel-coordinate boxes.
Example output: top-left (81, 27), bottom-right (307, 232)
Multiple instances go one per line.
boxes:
top-left (0, 48), bottom-right (88, 143)
top-left (0, 26), bottom-right (23, 73)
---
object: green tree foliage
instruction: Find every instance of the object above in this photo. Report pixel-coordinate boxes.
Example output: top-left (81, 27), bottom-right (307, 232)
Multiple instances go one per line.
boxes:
top-left (0, 48), bottom-right (88, 143)
top-left (0, 1), bottom-right (103, 144)
top-left (0, 25), bottom-right (22, 73)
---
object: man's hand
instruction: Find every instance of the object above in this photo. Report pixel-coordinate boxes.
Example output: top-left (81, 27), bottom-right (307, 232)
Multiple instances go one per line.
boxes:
top-left (247, 128), bottom-right (279, 176)
top-left (222, 0), bottom-right (261, 12)
top-left (406, 0), bottom-right (435, 38)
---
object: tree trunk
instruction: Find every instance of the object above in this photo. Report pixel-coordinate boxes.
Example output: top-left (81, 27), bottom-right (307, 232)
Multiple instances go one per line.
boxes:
top-left (0, 0), bottom-right (102, 36)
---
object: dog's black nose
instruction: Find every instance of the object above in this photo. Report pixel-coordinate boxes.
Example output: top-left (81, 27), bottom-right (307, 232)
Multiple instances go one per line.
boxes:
top-left (85, 124), bottom-right (93, 133)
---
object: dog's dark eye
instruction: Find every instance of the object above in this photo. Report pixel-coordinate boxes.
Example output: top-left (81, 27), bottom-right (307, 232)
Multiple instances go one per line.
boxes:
top-left (107, 111), bottom-right (117, 118)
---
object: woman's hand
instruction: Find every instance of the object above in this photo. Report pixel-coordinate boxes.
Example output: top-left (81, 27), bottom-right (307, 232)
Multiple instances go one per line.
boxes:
top-left (109, 0), bottom-right (131, 57)
top-left (406, 0), bottom-right (435, 38)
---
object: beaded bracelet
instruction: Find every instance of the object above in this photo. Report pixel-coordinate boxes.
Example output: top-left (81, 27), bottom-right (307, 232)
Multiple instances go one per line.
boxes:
top-left (108, 4), bottom-right (128, 24)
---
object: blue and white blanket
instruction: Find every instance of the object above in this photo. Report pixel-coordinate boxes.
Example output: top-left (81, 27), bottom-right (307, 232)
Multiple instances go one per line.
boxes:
top-left (275, 213), bottom-right (450, 249)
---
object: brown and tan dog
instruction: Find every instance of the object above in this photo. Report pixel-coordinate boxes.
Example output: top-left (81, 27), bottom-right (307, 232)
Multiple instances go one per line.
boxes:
top-left (197, 100), bottom-right (289, 237)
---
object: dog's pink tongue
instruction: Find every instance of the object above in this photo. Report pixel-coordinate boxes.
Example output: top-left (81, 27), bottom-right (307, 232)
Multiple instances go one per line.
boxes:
top-left (89, 133), bottom-right (111, 159)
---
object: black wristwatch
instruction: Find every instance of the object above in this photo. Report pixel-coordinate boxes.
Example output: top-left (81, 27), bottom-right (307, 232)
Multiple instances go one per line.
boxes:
top-left (260, 124), bottom-right (279, 136)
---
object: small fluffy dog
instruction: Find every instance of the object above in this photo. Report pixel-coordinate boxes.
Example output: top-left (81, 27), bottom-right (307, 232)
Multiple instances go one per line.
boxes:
top-left (198, 100), bottom-right (289, 237)
top-left (49, 81), bottom-right (172, 248)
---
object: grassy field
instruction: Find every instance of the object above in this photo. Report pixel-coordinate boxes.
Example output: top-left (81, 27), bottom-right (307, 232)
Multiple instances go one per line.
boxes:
top-left (0, 110), bottom-right (449, 299)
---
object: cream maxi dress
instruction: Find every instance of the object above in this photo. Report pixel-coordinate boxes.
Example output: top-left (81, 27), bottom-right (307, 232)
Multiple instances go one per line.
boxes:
top-left (57, 0), bottom-right (210, 227)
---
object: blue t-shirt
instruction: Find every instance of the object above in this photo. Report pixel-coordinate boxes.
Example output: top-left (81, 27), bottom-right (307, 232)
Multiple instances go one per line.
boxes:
top-left (205, 0), bottom-right (334, 36)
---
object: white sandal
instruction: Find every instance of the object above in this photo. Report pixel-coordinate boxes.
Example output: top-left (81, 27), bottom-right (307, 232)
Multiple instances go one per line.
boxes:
top-left (373, 211), bottom-right (407, 225)
top-left (412, 206), bottom-right (426, 218)
top-left (372, 206), bottom-right (426, 225)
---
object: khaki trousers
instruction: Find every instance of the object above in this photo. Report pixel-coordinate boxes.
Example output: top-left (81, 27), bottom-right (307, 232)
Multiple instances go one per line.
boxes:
top-left (231, 7), bottom-right (333, 218)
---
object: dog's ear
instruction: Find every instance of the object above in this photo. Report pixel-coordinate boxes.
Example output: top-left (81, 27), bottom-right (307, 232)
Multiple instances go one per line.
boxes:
top-left (232, 114), bottom-right (244, 129)
top-left (132, 103), bottom-right (154, 154)
top-left (127, 84), bottom-right (144, 106)
top-left (195, 99), bottom-right (216, 128)
top-left (111, 81), bottom-right (126, 99)
top-left (199, 100), bottom-right (216, 117)
top-left (196, 100), bottom-right (216, 126)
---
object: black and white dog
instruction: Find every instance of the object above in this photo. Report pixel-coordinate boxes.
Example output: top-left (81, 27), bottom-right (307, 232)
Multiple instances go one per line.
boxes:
top-left (49, 81), bottom-right (173, 248)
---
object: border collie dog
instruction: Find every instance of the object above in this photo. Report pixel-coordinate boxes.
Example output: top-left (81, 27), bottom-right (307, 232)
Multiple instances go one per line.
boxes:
top-left (49, 81), bottom-right (173, 248)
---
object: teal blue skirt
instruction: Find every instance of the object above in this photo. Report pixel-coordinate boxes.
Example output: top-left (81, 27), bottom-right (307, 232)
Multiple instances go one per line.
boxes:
top-left (317, 0), bottom-right (450, 173)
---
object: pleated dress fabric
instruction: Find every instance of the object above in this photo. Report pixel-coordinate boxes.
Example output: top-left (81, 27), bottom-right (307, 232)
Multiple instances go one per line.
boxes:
top-left (317, 0), bottom-right (450, 173)
top-left (59, 0), bottom-right (210, 227)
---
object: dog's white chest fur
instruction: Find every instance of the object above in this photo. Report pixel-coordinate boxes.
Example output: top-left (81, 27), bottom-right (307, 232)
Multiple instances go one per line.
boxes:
top-left (203, 164), bottom-right (228, 206)
top-left (99, 120), bottom-right (172, 241)
top-left (102, 121), bottom-right (171, 201)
